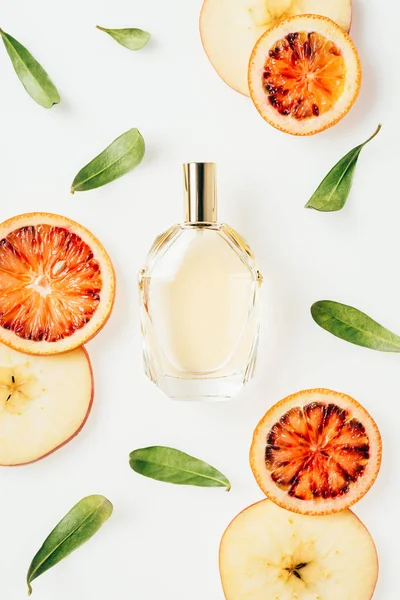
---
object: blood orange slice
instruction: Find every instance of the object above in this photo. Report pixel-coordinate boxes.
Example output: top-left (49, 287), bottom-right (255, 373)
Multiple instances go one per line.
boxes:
top-left (250, 389), bottom-right (382, 515)
top-left (248, 15), bottom-right (361, 135)
top-left (0, 213), bottom-right (115, 355)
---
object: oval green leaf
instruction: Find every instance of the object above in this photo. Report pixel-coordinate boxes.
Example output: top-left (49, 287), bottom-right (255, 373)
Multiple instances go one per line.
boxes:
top-left (0, 29), bottom-right (60, 108)
top-left (27, 495), bottom-right (113, 595)
top-left (129, 446), bottom-right (231, 490)
top-left (311, 300), bottom-right (400, 352)
top-left (305, 125), bottom-right (382, 212)
top-left (96, 26), bottom-right (150, 50)
top-left (71, 128), bottom-right (145, 193)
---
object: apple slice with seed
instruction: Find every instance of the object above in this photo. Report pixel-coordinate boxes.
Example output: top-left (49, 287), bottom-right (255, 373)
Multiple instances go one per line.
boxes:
top-left (200, 0), bottom-right (352, 96)
top-left (220, 499), bottom-right (378, 600)
top-left (0, 344), bottom-right (93, 465)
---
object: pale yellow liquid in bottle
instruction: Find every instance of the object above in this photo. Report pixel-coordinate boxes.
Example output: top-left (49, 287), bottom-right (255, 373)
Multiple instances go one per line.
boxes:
top-left (149, 229), bottom-right (253, 374)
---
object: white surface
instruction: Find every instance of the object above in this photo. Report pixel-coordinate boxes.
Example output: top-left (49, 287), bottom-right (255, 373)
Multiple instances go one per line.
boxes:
top-left (0, 0), bottom-right (397, 598)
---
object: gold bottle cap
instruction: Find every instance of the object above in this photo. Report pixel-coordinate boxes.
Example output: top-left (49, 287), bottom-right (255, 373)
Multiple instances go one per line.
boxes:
top-left (183, 162), bottom-right (217, 224)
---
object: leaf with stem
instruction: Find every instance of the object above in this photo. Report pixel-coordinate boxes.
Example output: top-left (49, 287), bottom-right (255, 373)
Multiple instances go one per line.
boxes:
top-left (305, 125), bottom-right (382, 212)
top-left (96, 26), bottom-right (150, 50)
top-left (0, 29), bottom-right (60, 108)
top-left (71, 128), bottom-right (145, 193)
top-left (129, 446), bottom-right (231, 490)
top-left (27, 495), bottom-right (113, 595)
top-left (311, 300), bottom-right (400, 352)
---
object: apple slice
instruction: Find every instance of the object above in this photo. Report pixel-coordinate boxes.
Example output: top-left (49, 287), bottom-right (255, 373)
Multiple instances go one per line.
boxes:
top-left (200, 0), bottom-right (352, 96)
top-left (220, 499), bottom-right (378, 600)
top-left (0, 344), bottom-right (93, 465)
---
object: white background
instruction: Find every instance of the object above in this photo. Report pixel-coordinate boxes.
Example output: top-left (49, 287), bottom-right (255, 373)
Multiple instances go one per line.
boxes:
top-left (0, 0), bottom-right (397, 598)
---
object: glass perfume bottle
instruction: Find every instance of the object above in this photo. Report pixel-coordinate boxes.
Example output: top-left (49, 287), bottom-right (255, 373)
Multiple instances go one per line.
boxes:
top-left (139, 163), bottom-right (261, 401)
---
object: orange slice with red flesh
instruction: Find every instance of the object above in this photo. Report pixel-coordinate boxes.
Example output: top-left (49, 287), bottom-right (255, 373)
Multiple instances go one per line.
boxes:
top-left (0, 213), bottom-right (115, 355)
top-left (248, 15), bottom-right (362, 135)
top-left (250, 389), bottom-right (381, 515)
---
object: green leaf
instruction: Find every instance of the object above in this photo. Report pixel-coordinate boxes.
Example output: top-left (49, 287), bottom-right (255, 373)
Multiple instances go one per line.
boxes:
top-left (96, 26), bottom-right (150, 50)
top-left (311, 300), bottom-right (400, 352)
top-left (71, 128), bottom-right (145, 193)
top-left (27, 495), bottom-right (113, 595)
top-left (129, 446), bottom-right (231, 490)
top-left (305, 124), bottom-right (382, 212)
top-left (0, 29), bottom-right (60, 108)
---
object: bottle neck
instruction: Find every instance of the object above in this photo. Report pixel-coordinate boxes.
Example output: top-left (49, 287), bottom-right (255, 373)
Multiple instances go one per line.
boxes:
top-left (183, 221), bottom-right (219, 229)
top-left (183, 162), bottom-right (217, 224)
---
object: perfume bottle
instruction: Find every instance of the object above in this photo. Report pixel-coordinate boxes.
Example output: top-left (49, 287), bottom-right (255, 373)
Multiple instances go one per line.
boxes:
top-left (139, 163), bottom-right (261, 401)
